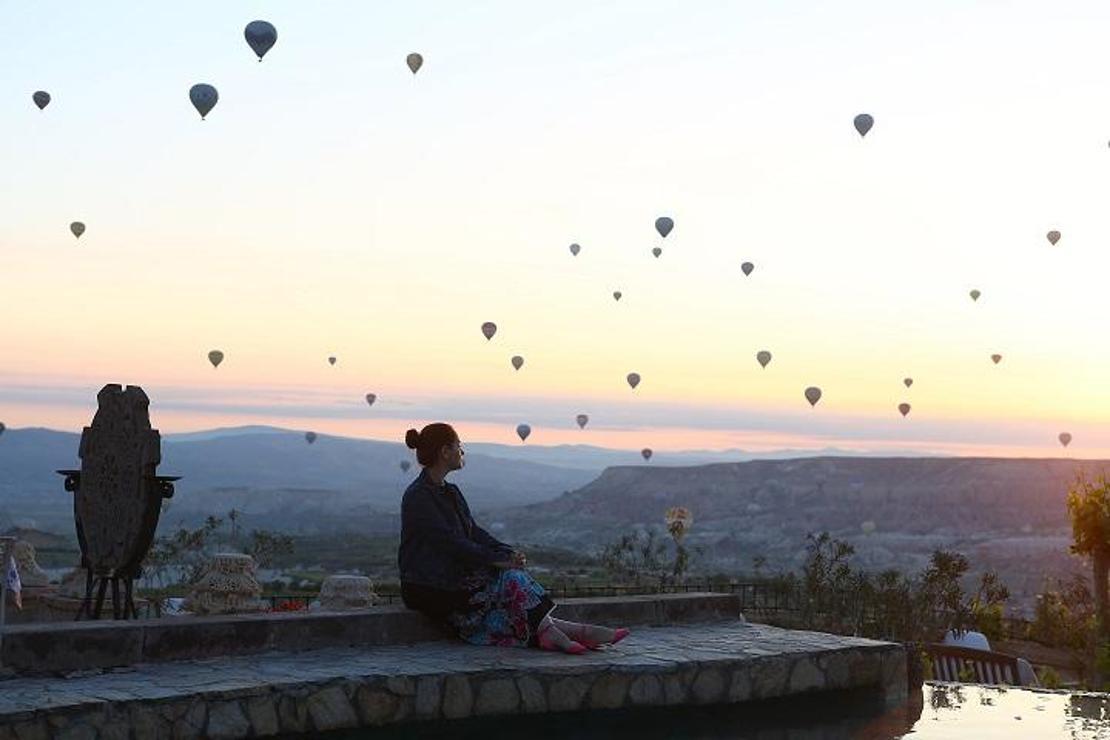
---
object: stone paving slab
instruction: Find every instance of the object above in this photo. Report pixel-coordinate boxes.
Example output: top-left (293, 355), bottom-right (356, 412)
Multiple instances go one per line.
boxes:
top-left (0, 592), bottom-right (743, 676)
top-left (0, 620), bottom-right (906, 739)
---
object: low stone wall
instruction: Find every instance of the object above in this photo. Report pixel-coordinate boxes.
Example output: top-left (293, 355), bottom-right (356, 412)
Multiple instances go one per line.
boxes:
top-left (1, 592), bottom-right (742, 676)
top-left (0, 622), bottom-right (906, 739)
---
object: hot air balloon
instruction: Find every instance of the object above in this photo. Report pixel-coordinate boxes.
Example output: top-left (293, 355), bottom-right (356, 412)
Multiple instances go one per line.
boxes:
top-left (991, 354), bottom-right (1002, 364)
top-left (569, 243), bottom-right (580, 256)
top-left (305, 431), bottom-right (317, 444)
top-left (970, 289), bottom-right (981, 302)
top-left (804, 386), bottom-right (822, 407)
top-left (1059, 432), bottom-right (1072, 448)
top-left (32, 91), bottom-right (50, 110)
top-left (0, 422), bottom-right (5, 436)
top-left (516, 424), bottom-right (531, 442)
top-left (1047, 230), bottom-right (1061, 246)
top-left (627, 372), bottom-right (641, 389)
top-left (853, 114), bottom-right (874, 137)
top-left (244, 20), bottom-right (277, 60)
top-left (407, 53), bottom-right (424, 74)
top-left (208, 350), bottom-right (224, 368)
top-left (576, 414), bottom-right (589, 429)
top-left (189, 84), bottom-right (218, 120)
top-left (756, 351), bottom-right (772, 369)
top-left (481, 322), bottom-right (497, 340)
top-left (741, 262), bottom-right (754, 276)
top-left (903, 378), bottom-right (913, 388)
top-left (365, 393), bottom-right (377, 406)
top-left (655, 217), bottom-right (674, 238)
top-left (665, 507), bottom-right (692, 541)
top-left (70, 222), bottom-right (85, 239)
top-left (511, 355), bottom-right (524, 370)
top-left (898, 403), bottom-right (911, 417)
top-left (641, 448), bottom-right (653, 461)
top-left (652, 247), bottom-right (662, 258)
top-left (328, 356), bottom-right (337, 366)
top-left (612, 291), bottom-right (622, 301)
top-left (860, 520), bottom-right (876, 534)
top-left (400, 460), bottom-right (412, 473)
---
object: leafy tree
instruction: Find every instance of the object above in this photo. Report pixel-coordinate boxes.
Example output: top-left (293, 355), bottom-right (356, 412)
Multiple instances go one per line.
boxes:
top-left (143, 515), bottom-right (224, 588)
top-left (1066, 473), bottom-right (1110, 637)
top-left (143, 510), bottom-right (294, 591)
top-left (244, 529), bottom-right (294, 569)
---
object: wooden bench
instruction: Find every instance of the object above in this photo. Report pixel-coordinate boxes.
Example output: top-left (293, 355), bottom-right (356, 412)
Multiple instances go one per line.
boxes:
top-left (925, 643), bottom-right (1024, 685)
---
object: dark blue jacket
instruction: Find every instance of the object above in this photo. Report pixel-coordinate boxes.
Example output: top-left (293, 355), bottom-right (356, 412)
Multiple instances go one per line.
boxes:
top-left (398, 469), bottom-right (514, 590)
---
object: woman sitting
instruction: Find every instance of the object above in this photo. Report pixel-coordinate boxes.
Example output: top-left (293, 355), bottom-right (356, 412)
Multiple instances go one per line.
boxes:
top-left (398, 422), bottom-right (629, 654)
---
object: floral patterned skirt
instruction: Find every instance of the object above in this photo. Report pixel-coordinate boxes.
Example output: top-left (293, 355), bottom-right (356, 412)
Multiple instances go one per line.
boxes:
top-left (402, 568), bottom-right (555, 648)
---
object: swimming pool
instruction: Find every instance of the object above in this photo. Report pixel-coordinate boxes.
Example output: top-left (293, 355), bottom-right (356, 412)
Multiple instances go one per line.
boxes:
top-left (320, 683), bottom-right (1110, 739)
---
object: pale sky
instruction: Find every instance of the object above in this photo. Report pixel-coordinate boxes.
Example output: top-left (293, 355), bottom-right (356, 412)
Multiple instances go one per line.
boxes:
top-left (3, 1), bottom-right (1110, 455)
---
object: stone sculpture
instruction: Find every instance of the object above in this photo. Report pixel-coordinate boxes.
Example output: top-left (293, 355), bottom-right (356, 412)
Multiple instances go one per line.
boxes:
top-left (318, 575), bottom-right (377, 611)
top-left (10, 541), bottom-right (48, 587)
top-left (57, 384), bottom-right (178, 619)
top-left (185, 553), bottom-right (264, 615)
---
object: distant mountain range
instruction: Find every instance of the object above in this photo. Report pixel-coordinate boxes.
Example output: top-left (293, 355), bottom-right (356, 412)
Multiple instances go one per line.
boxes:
top-left (0, 425), bottom-right (609, 533)
top-left (496, 456), bottom-right (1104, 614)
top-left (1, 425), bottom-right (1098, 613)
top-left (0, 424), bottom-right (938, 534)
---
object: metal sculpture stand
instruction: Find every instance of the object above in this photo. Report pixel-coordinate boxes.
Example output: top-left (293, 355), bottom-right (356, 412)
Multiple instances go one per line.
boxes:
top-left (56, 385), bottom-right (179, 621)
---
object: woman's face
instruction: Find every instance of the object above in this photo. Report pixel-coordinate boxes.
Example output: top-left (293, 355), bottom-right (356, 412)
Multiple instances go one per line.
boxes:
top-left (442, 438), bottom-right (465, 471)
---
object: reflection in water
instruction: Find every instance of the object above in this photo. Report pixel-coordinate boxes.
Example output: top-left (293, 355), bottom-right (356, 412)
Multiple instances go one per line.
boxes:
top-left (929, 683), bottom-right (966, 710)
top-left (912, 683), bottom-right (1110, 740)
top-left (322, 684), bottom-right (1110, 740)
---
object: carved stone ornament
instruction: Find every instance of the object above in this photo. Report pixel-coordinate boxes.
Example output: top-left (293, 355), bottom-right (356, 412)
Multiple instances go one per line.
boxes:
top-left (318, 575), bottom-right (378, 611)
top-left (11, 540), bottom-right (49, 587)
top-left (75, 384), bottom-right (162, 577)
top-left (186, 553), bottom-right (264, 615)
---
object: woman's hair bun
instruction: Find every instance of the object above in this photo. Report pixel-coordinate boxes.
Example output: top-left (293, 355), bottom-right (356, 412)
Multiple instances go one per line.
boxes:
top-left (404, 428), bottom-right (421, 450)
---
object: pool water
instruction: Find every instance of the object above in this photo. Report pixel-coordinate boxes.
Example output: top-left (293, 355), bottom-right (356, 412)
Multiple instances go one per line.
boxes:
top-left (322, 683), bottom-right (1110, 739)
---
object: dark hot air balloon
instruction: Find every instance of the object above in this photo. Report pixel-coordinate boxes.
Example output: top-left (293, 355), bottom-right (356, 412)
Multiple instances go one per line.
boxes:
top-left (511, 355), bottom-right (524, 370)
top-left (854, 114), bottom-right (874, 137)
top-left (400, 460), bottom-right (412, 473)
top-left (741, 262), bottom-right (754, 276)
top-left (903, 378), bottom-right (913, 388)
top-left (32, 91), bottom-right (50, 110)
top-left (208, 350), bottom-right (224, 368)
top-left (305, 431), bottom-right (317, 444)
top-left (652, 247), bottom-right (662, 258)
top-left (1059, 432), bottom-right (1072, 448)
top-left (189, 84), bottom-right (219, 119)
top-left (805, 386), bottom-right (822, 407)
top-left (569, 243), bottom-right (580, 256)
top-left (407, 53), bottom-right (424, 74)
top-left (756, 351), bottom-right (772, 368)
top-left (481, 322), bottom-right (497, 340)
top-left (576, 414), bottom-right (588, 429)
top-left (328, 356), bottom-right (337, 366)
top-left (70, 222), bottom-right (85, 238)
top-left (516, 424), bottom-right (531, 442)
top-left (970, 290), bottom-right (981, 302)
top-left (244, 21), bottom-right (277, 60)
top-left (365, 393), bottom-right (376, 406)
top-left (641, 448), bottom-right (653, 461)
top-left (898, 403), bottom-right (911, 417)
top-left (655, 217), bottom-right (674, 238)
top-left (612, 291), bottom-right (622, 301)
top-left (627, 373), bottom-right (641, 389)
top-left (991, 354), bottom-right (1002, 364)
top-left (1047, 230), bottom-right (1061, 245)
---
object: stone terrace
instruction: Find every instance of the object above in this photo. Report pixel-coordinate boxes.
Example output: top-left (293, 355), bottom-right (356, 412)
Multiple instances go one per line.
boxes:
top-left (0, 626), bottom-right (905, 738)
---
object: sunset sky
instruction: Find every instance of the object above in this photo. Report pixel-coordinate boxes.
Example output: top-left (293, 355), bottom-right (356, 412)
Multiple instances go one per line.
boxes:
top-left (3, 1), bottom-right (1110, 455)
